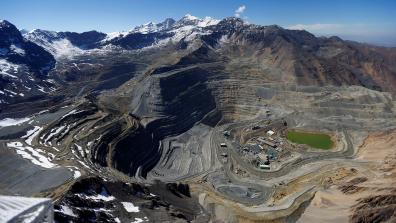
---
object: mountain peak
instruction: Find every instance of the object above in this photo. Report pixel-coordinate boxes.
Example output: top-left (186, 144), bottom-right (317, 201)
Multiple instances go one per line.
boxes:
top-left (0, 20), bottom-right (24, 47)
top-left (129, 18), bottom-right (176, 34)
top-left (0, 19), bottom-right (13, 27)
top-left (221, 17), bottom-right (245, 23)
top-left (25, 29), bottom-right (61, 43)
top-left (198, 16), bottom-right (220, 27)
top-left (133, 22), bottom-right (158, 34)
top-left (183, 14), bottom-right (199, 21)
top-left (216, 17), bottom-right (246, 29)
top-left (159, 18), bottom-right (176, 30)
top-left (174, 15), bottom-right (220, 28)
top-left (28, 29), bottom-right (58, 35)
top-left (163, 18), bottom-right (176, 23)
top-left (0, 20), bottom-right (19, 32)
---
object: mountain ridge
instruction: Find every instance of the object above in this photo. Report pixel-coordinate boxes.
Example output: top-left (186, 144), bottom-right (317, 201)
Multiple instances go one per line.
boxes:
top-left (1, 15), bottom-right (396, 107)
top-left (1, 14), bottom-right (396, 223)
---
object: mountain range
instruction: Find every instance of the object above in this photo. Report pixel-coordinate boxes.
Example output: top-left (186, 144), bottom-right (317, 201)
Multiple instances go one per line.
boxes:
top-left (1, 15), bottom-right (395, 109)
top-left (1, 14), bottom-right (396, 222)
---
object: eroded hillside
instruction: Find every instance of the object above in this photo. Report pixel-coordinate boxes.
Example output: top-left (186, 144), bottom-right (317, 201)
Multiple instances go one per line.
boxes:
top-left (1, 16), bottom-right (396, 222)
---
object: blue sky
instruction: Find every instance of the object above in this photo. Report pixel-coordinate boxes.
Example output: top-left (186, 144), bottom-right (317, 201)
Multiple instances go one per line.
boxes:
top-left (2, 0), bottom-right (396, 46)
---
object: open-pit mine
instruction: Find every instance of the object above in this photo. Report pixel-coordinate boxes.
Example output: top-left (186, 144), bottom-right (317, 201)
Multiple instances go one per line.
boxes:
top-left (1, 15), bottom-right (396, 223)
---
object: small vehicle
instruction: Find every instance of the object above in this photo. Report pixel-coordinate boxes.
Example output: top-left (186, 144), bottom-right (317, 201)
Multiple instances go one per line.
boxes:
top-left (252, 125), bottom-right (261, 130)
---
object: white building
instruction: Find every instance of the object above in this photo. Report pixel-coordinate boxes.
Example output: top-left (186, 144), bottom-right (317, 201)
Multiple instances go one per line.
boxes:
top-left (259, 164), bottom-right (270, 170)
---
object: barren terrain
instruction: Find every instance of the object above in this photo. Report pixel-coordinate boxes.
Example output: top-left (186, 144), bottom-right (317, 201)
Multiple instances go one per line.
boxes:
top-left (1, 16), bottom-right (396, 222)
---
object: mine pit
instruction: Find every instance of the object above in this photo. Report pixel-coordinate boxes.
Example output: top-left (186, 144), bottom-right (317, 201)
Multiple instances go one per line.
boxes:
top-left (1, 15), bottom-right (396, 222)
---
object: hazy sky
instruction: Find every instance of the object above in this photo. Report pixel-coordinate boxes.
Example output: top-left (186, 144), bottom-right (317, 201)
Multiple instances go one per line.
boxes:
top-left (2, 0), bottom-right (396, 46)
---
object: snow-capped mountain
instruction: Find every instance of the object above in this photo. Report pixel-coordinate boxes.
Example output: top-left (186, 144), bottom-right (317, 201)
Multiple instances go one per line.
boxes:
top-left (21, 15), bottom-right (221, 56)
top-left (103, 14), bottom-right (220, 49)
top-left (24, 29), bottom-right (106, 58)
top-left (0, 20), bottom-right (57, 105)
top-left (102, 18), bottom-right (176, 42)
top-left (0, 14), bottom-right (223, 105)
top-left (128, 14), bottom-right (219, 33)
top-left (173, 14), bottom-right (219, 28)
top-left (0, 20), bottom-right (55, 72)
top-left (131, 18), bottom-right (176, 34)
top-left (24, 29), bottom-right (80, 58)
top-left (104, 15), bottom-right (218, 40)
top-left (0, 15), bottom-right (309, 105)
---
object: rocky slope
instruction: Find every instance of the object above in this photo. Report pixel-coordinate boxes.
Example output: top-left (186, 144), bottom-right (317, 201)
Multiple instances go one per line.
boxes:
top-left (2, 15), bottom-right (395, 107)
top-left (0, 20), bottom-right (56, 105)
top-left (54, 177), bottom-right (208, 223)
top-left (1, 15), bottom-right (396, 222)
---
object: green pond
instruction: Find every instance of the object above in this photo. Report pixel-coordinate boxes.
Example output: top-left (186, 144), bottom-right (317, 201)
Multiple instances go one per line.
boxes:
top-left (286, 130), bottom-right (334, 150)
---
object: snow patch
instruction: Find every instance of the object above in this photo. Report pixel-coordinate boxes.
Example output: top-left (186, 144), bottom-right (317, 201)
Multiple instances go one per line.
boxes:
top-left (219, 35), bottom-right (230, 44)
top-left (0, 59), bottom-right (19, 79)
top-left (43, 125), bottom-right (65, 145)
top-left (61, 109), bottom-right (81, 119)
top-left (19, 205), bottom-right (45, 222)
top-left (183, 14), bottom-right (199, 21)
top-left (87, 141), bottom-right (93, 147)
top-left (197, 16), bottom-right (220, 27)
top-left (103, 31), bottom-right (129, 42)
top-left (57, 205), bottom-right (77, 217)
top-left (132, 217), bottom-right (149, 223)
top-left (46, 39), bottom-right (83, 58)
top-left (36, 85), bottom-right (48, 93)
top-left (121, 202), bottom-right (140, 213)
top-left (25, 30), bottom-right (83, 58)
top-left (10, 44), bottom-right (25, 55)
top-left (22, 126), bottom-right (43, 145)
top-left (66, 166), bottom-right (82, 179)
top-left (0, 117), bottom-right (30, 127)
top-left (7, 141), bottom-right (57, 168)
top-left (4, 89), bottom-right (17, 95)
top-left (74, 143), bottom-right (84, 157)
top-left (72, 169), bottom-right (81, 179)
top-left (78, 188), bottom-right (115, 202)
top-left (38, 109), bottom-right (49, 114)
top-left (132, 22), bottom-right (159, 34)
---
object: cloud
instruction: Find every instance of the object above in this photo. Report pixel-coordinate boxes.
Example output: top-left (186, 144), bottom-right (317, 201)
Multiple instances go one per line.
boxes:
top-left (234, 5), bottom-right (246, 18)
top-left (287, 23), bottom-right (343, 31)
